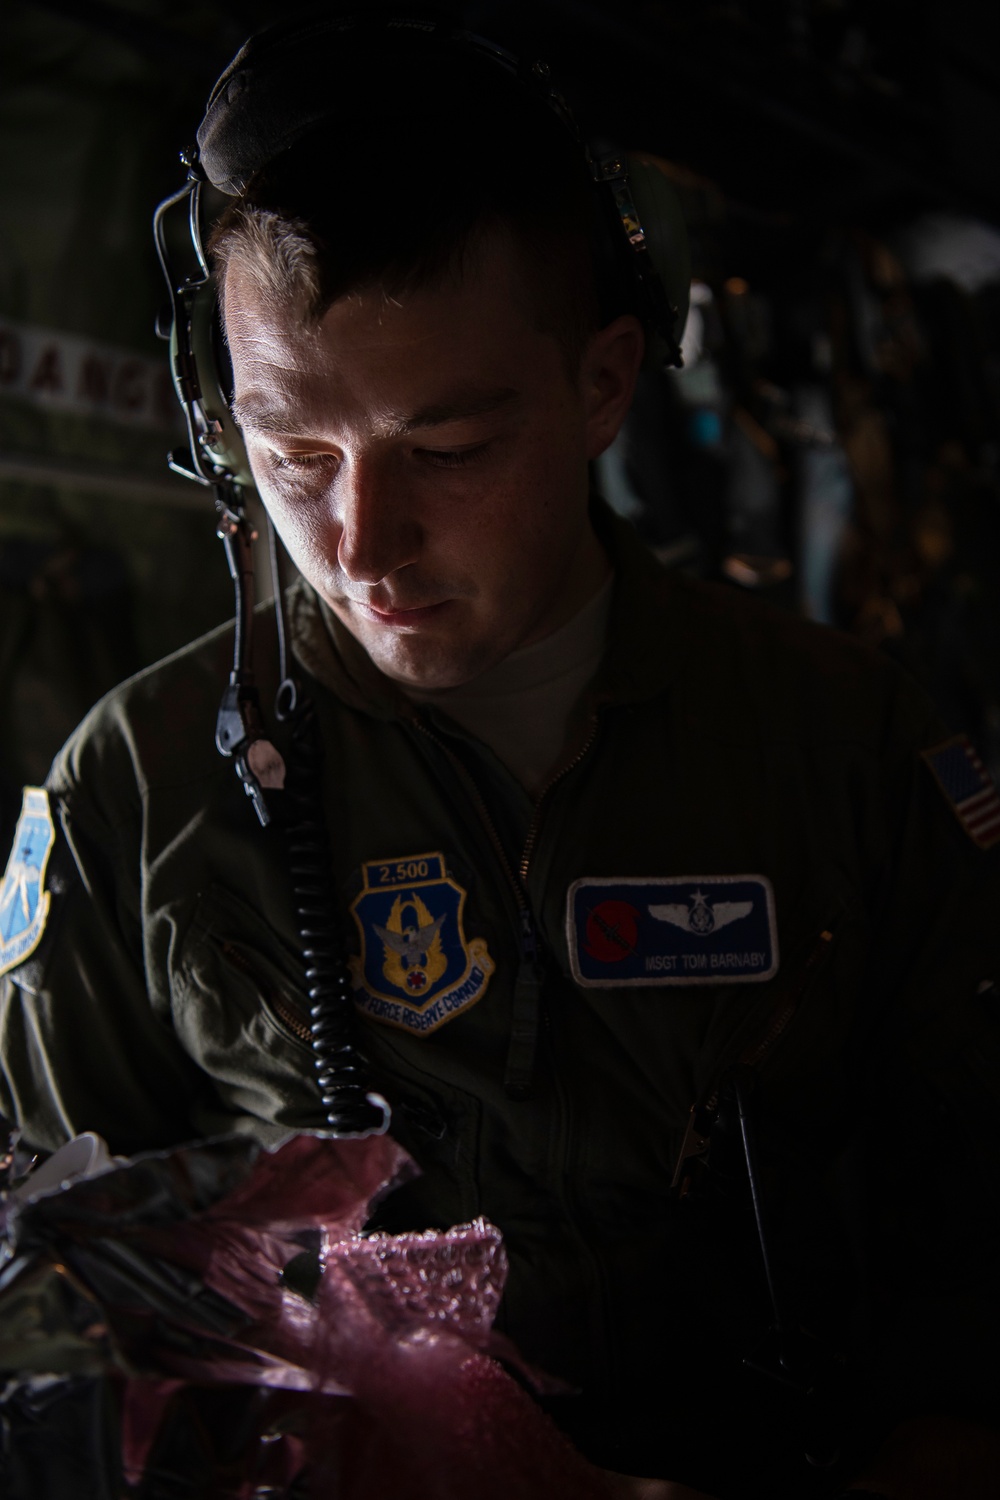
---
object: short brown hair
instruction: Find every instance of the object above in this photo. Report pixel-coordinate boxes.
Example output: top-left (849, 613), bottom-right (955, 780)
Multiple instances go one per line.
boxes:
top-left (208, 44), bottom-right (606, 372)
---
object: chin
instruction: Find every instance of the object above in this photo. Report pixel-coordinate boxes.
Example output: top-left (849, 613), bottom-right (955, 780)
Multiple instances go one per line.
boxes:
top-left (370, 634), bottom-right (501, 691)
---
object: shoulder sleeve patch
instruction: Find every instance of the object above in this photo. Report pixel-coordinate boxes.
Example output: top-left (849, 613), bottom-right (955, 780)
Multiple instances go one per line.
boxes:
top-left (0, 787), bottom-right (57, 975)
top-left (921, 734), bottom-right (1000, 850)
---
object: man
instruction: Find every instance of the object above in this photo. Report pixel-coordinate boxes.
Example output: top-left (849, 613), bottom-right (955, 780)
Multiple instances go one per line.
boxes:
top-left (2, 14), bottom-right (999, 1498)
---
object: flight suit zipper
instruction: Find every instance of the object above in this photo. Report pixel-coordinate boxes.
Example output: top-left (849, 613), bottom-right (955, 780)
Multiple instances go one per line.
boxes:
top-left (518, 724), bottom-right (601, 884)
top-left (416, 711), bottom-right (613, 1387)
top-left (413, 714), bottom-right (599, 1096)
top-left (512, 722), bottom-right (601, 1093)
top-left (218, 939), bottom-right (314, 1046)
top-left (527, 723), bottom-right (626, 1428)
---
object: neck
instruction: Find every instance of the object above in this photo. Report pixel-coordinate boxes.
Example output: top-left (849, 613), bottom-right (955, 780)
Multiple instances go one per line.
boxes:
top-left (519, 518), bottom-right (611, 651)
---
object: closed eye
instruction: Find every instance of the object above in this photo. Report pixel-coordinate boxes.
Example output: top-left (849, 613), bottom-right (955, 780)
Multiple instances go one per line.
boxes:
top-left (269, 451), bottom-right (337, 473)
top-left (417, 443), bottom-right (491, 468)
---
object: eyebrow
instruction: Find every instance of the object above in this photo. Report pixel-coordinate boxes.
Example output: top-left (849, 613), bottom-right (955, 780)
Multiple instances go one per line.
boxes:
top-left (231, 385), bottom-right (519, 439)
top-left (383, 386), bottom-right (519, 436)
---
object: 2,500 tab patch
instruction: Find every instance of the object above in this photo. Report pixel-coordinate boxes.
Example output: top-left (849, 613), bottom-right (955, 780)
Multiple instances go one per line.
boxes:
top-left (567, 874), bottom-right (779, 987)
top-left (350, 852), bottom-right (495, 1036)
top-left (0, 787), bottom-right (56, 976)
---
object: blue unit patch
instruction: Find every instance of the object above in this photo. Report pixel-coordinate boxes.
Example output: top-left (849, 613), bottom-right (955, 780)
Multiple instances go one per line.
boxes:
top-left (567, 874), bottom-right (779, 987)
top-left (0, 787), bottom-right (56, 976)
top-left (350, 852), bottom-right (495, 1035)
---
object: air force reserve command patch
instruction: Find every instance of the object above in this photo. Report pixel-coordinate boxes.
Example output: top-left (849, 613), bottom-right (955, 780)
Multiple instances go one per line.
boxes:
top-left (567, 874), bottom-right (778, 987)
top-left (922, 734), bottom-right (1000, 850)
top-left (0, 787), bottom-right (56, 976)
top-left (350, 852), bottom-right (495, 1035)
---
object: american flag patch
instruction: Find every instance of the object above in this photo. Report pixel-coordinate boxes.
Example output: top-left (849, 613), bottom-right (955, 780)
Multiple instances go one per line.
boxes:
top-left (922, 734), bottom-right (1000, 850)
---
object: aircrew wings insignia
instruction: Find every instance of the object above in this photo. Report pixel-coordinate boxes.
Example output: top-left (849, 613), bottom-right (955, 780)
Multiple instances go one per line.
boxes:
top-left (649, 889), bottom-right (753, 935)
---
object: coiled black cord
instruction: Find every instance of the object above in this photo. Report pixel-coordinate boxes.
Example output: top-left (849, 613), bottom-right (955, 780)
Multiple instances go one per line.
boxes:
top-left (282, 700), bottom-right (390, 1138)
top-left (207, 479), bottom-right (385, 1131)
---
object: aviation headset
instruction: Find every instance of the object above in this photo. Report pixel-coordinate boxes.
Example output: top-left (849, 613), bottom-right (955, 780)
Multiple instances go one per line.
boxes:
top-left (153, 9), bottom-right (691, 1136)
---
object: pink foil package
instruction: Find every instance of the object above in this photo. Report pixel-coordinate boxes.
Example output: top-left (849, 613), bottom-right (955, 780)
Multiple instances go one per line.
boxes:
top-left (1, 1130), bottom-right (613, 1498)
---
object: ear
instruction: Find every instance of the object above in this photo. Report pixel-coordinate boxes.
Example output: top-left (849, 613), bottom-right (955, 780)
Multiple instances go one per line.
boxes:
top-left (580, 314), bottom-right (645, 461)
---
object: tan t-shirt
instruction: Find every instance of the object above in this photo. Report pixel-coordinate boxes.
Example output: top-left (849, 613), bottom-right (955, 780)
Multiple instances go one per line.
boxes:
top-left (408, 577), bottom-right (613, 795)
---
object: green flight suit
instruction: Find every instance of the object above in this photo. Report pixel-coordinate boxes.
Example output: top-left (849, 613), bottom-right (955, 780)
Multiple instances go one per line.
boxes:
top-left (2, 510), bottom-right (999, 1493)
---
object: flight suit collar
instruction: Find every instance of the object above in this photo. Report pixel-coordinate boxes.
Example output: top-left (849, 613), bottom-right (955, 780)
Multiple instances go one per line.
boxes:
top-left (286, 501), bottom-right (681, 720)
top-left (590, 503), bottom-right (682, 706)
top-left (287, 580), bottom-right (414, 721)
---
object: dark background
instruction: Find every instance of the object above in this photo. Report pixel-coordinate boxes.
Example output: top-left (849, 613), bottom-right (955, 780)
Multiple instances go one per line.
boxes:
top-left (3, 0), bottom-right (1000, 852)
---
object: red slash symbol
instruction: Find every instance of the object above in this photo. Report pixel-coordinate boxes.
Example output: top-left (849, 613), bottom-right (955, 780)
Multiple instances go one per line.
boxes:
top-left (584, 900), bottom-right (640, 963)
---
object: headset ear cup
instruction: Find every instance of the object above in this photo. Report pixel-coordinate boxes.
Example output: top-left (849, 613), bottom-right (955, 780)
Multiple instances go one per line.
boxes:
top-left (170, 277), bottom-right (256, 491)
top-left (625, 154), bottom-right (691, 370)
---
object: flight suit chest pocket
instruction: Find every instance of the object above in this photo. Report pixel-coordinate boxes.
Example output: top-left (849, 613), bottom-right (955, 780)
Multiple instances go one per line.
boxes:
top-left (171, 884), bottom-right (321, 1128)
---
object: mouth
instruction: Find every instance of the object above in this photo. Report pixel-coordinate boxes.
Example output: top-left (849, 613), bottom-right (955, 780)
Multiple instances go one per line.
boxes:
top-left (353, 599), bottom-right (452, 629)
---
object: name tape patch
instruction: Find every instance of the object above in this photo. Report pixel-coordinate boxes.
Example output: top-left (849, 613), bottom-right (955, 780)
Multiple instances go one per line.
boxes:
top-left (349, 851), bottom-right (495, 1036)
top-left (567, 874), bottom-right (779, 987)
top-left (0, 787), bottom-right (56, 976)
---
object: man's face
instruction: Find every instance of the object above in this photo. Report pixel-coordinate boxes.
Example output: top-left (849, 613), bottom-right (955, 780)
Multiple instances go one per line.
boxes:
top-left (225, 228), bottom-right (639, 689)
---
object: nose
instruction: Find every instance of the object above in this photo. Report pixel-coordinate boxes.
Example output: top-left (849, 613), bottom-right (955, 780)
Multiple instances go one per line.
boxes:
top-left (335, 454), bottom-right (421, 585)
